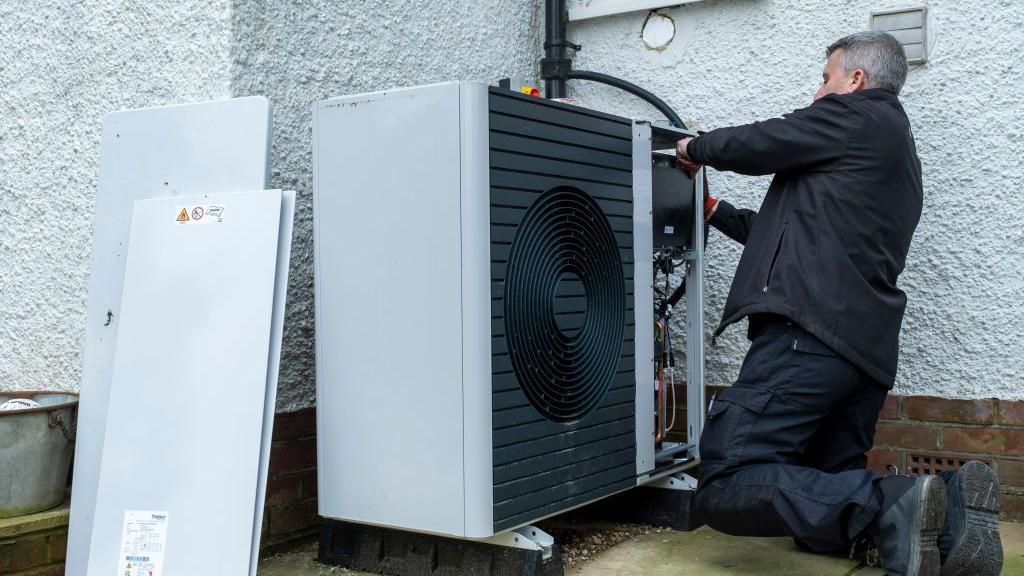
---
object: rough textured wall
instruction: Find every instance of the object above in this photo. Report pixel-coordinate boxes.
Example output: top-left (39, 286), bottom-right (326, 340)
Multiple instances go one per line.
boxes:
top-left (3, 0), bottom-right (1019, 408)
top-left (0, 1), bottom-right (232, 392)
top-left (566, 0), bottom-right (1024, 398)
top-left (229, 0), bottom-right (543, 411)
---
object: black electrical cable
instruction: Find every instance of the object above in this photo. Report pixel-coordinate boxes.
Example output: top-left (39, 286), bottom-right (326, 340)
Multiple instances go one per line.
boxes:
top-left (567, 70), bottom-right (685, 129)
top-left (567, 70), bottom-right (686, 129)
top-left (656, 226), bottom-right (710, 317)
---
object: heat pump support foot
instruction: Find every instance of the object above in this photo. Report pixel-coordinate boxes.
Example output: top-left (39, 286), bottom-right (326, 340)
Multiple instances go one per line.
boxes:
top-left (319, 519), bottom-right (565, 576)
top-left (572, 474), bottom-right (705, 532)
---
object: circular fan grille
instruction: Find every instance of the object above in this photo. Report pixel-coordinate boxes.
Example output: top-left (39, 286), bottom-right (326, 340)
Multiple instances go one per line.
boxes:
top-left (504, 187), bottom-right (626, 423)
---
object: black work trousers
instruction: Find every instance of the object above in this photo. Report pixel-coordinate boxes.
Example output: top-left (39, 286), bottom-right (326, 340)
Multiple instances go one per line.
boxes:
top-left (695, 318), bottom-right (889, 553)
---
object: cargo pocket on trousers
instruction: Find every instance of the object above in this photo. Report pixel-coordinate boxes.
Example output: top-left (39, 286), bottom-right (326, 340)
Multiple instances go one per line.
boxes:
top-left (700, 386), bottom-right (774, 464)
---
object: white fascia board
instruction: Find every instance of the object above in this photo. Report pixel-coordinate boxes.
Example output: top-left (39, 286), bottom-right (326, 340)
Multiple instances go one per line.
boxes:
top-left (569, 0), bottom-right (705, 21)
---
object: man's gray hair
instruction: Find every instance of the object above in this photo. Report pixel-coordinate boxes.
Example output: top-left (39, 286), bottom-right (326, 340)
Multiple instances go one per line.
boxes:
top-left (826, 31), bottom-right (909, 95)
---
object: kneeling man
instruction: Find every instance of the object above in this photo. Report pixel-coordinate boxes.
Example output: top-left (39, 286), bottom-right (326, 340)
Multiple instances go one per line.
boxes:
top-left (676, 31), bottom-right (1002, 576)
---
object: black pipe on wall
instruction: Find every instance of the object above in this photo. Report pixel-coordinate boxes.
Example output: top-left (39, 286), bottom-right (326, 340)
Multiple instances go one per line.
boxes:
top-left (542, 0), bottom-right (687, 129)
top-left (543, 0), bottom-right (570, 99)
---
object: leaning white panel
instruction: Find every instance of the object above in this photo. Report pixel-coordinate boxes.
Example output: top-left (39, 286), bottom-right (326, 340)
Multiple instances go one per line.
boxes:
top-left (249, 190), bottom-right (296, 576)
top-left (85, 190), bottom-right (285, 576)
top-left (69, 96), bottom-right (271, 575)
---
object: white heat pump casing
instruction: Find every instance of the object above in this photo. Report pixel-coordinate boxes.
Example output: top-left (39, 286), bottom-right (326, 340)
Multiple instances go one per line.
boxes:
top-left (313, 82), bottom-right (655, 539)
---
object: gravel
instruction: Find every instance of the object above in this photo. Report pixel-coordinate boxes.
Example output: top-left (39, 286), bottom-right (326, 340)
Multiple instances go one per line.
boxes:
top-left (539, 519), bottom-right (661, 567)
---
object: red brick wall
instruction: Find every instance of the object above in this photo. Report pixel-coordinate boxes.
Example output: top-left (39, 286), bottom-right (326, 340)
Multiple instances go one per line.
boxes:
top-left (260, 407), bottom-right (320, 551)
top-left (1, 409), bottom-right (319, 576)
top-left (670, 384), bottom-right (1024, 522)
top-left (0, 524), bottom-right (66, 575)
top-left (870, 395), bottom-right (1024, 521)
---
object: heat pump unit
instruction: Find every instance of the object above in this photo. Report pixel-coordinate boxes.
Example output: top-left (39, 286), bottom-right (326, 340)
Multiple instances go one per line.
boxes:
top-left (313, 82), bottom-right (705, 540)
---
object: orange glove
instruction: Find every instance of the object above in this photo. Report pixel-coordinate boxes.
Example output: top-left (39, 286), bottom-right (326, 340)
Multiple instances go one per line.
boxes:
top-left (703, 177), bottom-right (719, 222)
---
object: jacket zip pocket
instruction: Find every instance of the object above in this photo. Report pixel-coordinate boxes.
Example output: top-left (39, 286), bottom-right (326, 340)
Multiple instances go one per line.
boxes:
top-left (763, 223), bottom-right (788, 293)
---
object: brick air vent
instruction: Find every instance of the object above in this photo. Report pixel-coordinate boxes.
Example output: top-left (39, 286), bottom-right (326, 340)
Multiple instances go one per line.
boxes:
top-left (908, 453), bottom-right (991, 476)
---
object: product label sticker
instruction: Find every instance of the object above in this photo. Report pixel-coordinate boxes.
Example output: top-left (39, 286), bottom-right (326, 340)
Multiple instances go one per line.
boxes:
top-left (175, 204), bottom-right (225, 224)
top-left (117, 510), bottom-right (169, 576)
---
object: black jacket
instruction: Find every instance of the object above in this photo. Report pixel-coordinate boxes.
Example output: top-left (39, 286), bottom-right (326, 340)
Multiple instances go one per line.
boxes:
top-left (688, 88), bottom-right (923, 386)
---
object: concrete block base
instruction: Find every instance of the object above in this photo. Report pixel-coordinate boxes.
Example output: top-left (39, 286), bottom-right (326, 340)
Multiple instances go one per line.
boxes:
top-left (319, 519), bottom-right (565, 576)
top-left (575, 486), bottom-right (704, 532)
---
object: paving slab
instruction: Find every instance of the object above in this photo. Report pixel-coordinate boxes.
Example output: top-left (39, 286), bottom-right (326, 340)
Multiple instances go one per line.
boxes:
top-left (567, 527), bottom-right (881, 576)
top-left (258, 522), bottom-right (1024, 575)
top-left (1002, 522), bottom-right (1024, 575)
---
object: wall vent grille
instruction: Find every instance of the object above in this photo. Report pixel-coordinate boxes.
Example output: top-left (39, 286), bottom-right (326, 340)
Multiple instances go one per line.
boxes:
top-left (871, 6), bottom-right (929, 64)
top-left (908, 453), bottom-right (988, 476)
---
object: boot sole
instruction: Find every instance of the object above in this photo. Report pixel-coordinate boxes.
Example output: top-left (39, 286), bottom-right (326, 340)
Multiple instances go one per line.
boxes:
top-left (908, 475), bottom-right (947, 576)
top-left (941, 461), bottom-right (1003, 576)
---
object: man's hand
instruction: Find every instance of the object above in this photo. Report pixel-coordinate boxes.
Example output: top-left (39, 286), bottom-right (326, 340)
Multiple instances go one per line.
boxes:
top-left (676, 137), bottom-right (702, 177)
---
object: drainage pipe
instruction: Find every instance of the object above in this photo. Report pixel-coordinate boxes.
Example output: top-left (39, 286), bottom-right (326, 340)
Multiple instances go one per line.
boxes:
top-left (543, 0), bottom-right (571, 99)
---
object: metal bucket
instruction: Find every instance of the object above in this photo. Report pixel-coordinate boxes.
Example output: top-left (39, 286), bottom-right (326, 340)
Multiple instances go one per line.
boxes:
top-left (0, 391), bottom-right (77, 518)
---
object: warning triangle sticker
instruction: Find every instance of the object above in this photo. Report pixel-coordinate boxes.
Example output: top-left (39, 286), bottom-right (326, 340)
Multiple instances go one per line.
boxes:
top-left (176, 208), bottom-right (189, 222)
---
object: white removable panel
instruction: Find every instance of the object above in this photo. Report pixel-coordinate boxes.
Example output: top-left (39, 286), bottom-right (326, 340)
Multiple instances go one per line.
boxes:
top-left (686, 169), bottom-right (707, 451)
top-left (70, 96), bottom-right (271, 575)
top-left (86, 190), bottom-right (285, 576)
top-left (250, 190), bottom-right (296, 575)
top-left (314, 83), bottom-right (470, 536)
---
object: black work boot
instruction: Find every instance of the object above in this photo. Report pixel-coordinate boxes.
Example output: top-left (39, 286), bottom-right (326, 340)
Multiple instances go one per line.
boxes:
top-left (938, 461), bottom-right (1003, 576)
top-left (869, 474), bottom-right (947, 576)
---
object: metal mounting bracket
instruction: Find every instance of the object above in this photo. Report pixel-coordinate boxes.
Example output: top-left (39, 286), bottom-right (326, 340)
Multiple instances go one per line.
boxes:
top-left (479, 525), bottom-right (555, 560)
top-left (541, 57), bottom-right (574, 80)
top-left (646, 473), bottom-right (699, 491)
top-left (674, 249), bottom-right (698, 261)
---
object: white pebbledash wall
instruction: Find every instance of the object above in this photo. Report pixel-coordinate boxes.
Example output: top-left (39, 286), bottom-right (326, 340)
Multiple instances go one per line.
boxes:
top-left (0, 1), bottom-right (234, 396)
top-left (0, 1), bottom-right (1020, 408)
top-left (0, 1), bottom-right (540, 411)
top-left (566, 0), bottom-right (1024, 400)
top-left (228, 1), bottom-right (542, 410)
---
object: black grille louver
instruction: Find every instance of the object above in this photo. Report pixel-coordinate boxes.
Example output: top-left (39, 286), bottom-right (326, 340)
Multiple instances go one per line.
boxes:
top-left (488, 88), bottom-right (636, 532)
top-left (504, 187), bottom-right (625, 423)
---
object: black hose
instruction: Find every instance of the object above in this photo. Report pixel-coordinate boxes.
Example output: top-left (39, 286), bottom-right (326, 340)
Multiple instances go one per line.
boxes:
top-left (568, 69), bottom-right (686, 130)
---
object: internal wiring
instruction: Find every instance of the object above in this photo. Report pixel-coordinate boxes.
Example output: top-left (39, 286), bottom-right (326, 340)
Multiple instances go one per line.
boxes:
top-left (654, 253), bottom-right (686, 439)
top-left (666, 367), bottom-right (677, 432)
top-left (654, 319), bottom-right (666, 443)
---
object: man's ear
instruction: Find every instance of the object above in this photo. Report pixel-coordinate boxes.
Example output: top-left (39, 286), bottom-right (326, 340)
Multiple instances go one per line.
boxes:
top-left (849, 68), bottom-right (869, 92)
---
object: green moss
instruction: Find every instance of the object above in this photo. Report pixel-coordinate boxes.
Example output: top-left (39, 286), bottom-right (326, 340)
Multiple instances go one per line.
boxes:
top-left (0, 504), bottom-right (69, 539)
top-left (0, 504), bottom-right (52, 519)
